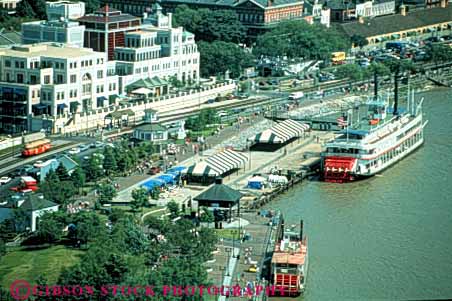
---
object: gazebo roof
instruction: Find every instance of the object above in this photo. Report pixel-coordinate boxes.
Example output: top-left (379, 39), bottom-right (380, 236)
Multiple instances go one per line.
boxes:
top-left (106, 109), bottom-right (135, 119)
top-left (194, 183), bottom-right (242, 204)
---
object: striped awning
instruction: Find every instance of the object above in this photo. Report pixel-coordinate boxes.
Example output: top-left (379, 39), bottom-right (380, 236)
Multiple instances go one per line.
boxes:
top-left (184, 150), bottom-right (249, 177)
top-left (250, 119), bottom-right (310, 144)
top-left (185, 161), bottom-right (221, 177)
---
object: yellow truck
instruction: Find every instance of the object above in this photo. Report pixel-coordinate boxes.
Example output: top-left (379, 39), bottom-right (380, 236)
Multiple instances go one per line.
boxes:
top-left (331, 51), bottom-right (346, 65)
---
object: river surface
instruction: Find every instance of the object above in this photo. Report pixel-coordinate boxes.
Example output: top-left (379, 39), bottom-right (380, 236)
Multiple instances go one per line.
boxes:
top-left (266, 88), bottom-right (452, 300)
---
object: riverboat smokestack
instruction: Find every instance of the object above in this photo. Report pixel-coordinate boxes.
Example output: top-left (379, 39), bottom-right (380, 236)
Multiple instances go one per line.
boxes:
top-left (374, 71), bottom-right (378, 99)
top-left (300, 219), bottom-right (304, 240)
top-left (393, 65), bottom-right (400, 115)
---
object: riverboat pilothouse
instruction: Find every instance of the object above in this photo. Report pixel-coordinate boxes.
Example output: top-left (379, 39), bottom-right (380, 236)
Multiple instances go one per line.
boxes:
top-left (321, 76), bottom-right (428, 183)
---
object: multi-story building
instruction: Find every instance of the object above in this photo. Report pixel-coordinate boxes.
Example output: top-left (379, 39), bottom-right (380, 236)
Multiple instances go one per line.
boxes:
top-left (0, 0), bottom-right (21, 13)
top-left (21, 19), bottom-right (85, 48)
top-left (105, 0), bottom-right (305, 40)
top-left (114, 4), bottom-right (200, 89)
top-left (46, 1), bottom-right (86, 21)
top-left (340, 2), bottom-right (452, 47)
top-left (77, 5), bottom-right (142, 60)
top-left (0, 43), bottom-right (119, 133)
top-left (304, 0), bottom-right (331, 27)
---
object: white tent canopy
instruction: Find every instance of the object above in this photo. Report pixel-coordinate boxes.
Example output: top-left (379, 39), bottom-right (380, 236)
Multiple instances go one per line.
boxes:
top-left (184, 149), bottom-right (249, 177)
top-left (249, 119), bottom-right (310, 144)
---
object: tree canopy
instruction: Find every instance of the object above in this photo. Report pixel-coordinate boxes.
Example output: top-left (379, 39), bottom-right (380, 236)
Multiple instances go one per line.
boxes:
top-left (173, 5), bottom-right (245, 43)
top-left (198, 41), bottom-right (254, 78)
top-left (254, 20), bottom-right (350, 60)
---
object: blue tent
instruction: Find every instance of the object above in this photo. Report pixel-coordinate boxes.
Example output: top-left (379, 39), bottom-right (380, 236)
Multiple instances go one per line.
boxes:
top-left (157, 174), bottom-right (176, 185)
top-left (141, 178), bottom-right (166, 191)
top-left (247, 176), bottom-right (266, 190)
top-left (167, 166), bottom-right (187, 173)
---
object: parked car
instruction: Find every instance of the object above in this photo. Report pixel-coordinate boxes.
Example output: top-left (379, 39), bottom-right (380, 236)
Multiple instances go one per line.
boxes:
top-left (79, 144), bottom-right (90, 152)
top-left (148, 166), bottom-right (161, 175)
top-left (68, 147), bottom-right (81, 155)
top-left (0, 176), bottom-right (12, 185)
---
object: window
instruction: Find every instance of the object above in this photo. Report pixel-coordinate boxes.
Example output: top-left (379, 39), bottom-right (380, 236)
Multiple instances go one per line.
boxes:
top-left (17, 74), bottom-right (23, 83)
top-left (97, 70), bottom-right (103, 79)
top-left (5, 60), bottom-right (10, 67)
top-left (56, 74), bottom-right (63, 84)
top-left (70, 74), bottom-right (77, 83)
top-left (44, 75), bottom-right (50, 84)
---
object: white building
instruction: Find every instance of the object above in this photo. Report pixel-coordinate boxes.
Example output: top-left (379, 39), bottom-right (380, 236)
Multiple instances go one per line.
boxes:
top-left (46, 1), bottom-right (86, 20)
top-left (21, 19), bottom-right (85, 48)
top-left (0, 43), bottom-right (119, 133)
top-left (306, 0), bottom-right (331, 28)
top-left (114, 4), bottom-right (200, 89)
top-left (0, 0), bottom-right (21, 12)
top-left (355, 0), bottom-right (395, 17)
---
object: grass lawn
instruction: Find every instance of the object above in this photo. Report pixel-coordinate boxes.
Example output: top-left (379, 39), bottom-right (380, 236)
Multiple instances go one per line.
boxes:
top-left (0, 245), bottom-right (84, 288)
top-left (215, 229), bottom-right (241, 240)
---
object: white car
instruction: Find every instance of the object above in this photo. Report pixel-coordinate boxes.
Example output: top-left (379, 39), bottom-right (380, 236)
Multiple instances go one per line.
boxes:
top-left (79, 144), bottom-right (90, 152)
top-left (0, 176), bottom-right (12, 185)
top-left (68, 147), bottom-right (81, 155)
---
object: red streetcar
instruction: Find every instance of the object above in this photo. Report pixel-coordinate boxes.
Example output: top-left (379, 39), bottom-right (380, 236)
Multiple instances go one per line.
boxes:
top-left (22, 139), bottom-right (51, 157)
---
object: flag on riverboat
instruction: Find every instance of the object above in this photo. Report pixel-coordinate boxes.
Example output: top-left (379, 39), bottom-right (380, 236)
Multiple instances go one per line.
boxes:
top-left (337, 115), bottom-right (348, 127)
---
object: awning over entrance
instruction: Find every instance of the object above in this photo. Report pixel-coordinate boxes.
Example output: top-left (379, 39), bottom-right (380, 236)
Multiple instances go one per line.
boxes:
top-left (250, 119), bottom-right (310, 144)
top-left (132, 87), bottom-right (153, 95)
top-left (33, 103), bottom-right (48, 109)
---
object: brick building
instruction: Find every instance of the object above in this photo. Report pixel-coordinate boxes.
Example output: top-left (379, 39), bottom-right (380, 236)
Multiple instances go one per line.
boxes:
top-left (105, 0), bottom-right (305, 40)
top-left (77, 5), bottom-right (141, 60)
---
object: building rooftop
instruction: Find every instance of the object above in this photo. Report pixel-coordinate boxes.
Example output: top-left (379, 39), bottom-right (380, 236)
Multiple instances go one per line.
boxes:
top-left (0, 43), bottom-right (100, 59)
top-left (136, 123), bottom-right (167, 132)
top-left (78, 5), bottom-right (140, 24)
top-left (340, 6), bottom-right (452, 38)
top-left (23, 19), bottom-right (83, 28)
top-left (20, 194), bottom-right (58, 211)
top-left (0, 30), bottom-right (22, 46)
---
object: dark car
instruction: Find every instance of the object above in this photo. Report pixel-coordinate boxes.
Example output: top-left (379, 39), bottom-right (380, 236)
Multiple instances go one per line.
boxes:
top-left (148, 166), bottom-right (161, 175)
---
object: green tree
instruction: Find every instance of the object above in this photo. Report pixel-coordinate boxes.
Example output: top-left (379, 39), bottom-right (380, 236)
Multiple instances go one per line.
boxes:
top-left (103, 146), bottom-right (117, 175)
top-left (111, 216), bottom-right (148, 255)
top-left (351, 34), bottom-right (369, 48)
top-left (0, 239), bottom-right (5, 258)
top-left (254, 20), bottom-right (350, 60)
top-left (167, 201), bottom-right (180, 218)
top-left (35, 212), bottom-right (63, 243)
top-left (198, 41), bottom-right (254, 78)
top-left (85, 155), bottom-right (104, 181)
top-left (429, 43), bottom-right (452, 65)
top-left (131, 187), bottom-right (148, 212)
top-left (97, 183), bottom-right (117, 204)
top-left (173, 6), bottom-right (245, 43)
top-left (199, 208), bottom-right (214, 223)
top-left (55, 164), bottom-right (71, 182)
top-left (70, 167), bottom-right (86, 190)
top-left (84, 0), bottom-right (101, 13)
top-left (15, 0), bottom-right (35, 18)
top-left (334, 64), bottom-right (365, 81)
top-left (70, 211), bottom-right (105, 245)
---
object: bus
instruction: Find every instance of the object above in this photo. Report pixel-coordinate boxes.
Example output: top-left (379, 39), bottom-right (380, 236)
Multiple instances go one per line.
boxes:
top-left (331, 52), bottom-right (346, 65)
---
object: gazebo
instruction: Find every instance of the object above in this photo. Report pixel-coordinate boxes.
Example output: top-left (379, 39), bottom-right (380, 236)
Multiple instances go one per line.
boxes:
top-left (193, 178), bottom-right (242, 223)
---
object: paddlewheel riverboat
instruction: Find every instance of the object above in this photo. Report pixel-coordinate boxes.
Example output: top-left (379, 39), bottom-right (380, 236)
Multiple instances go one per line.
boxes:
top-left (271, 221), bottom-right (308, 296)
top-left (322, 73), bottom-right (428, 183)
